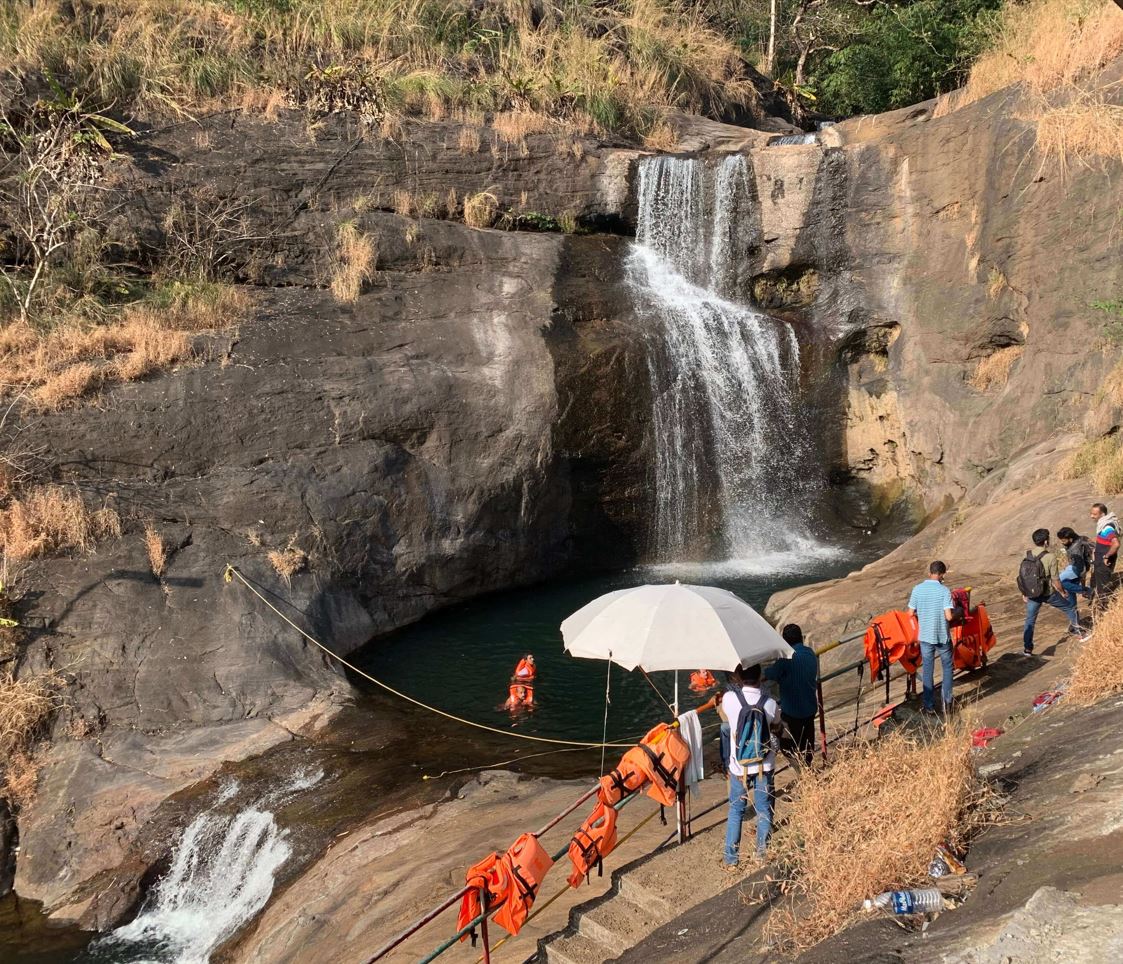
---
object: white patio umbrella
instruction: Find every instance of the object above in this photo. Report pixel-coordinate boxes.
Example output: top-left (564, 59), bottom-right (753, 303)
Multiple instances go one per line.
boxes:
top-left (562, 581), bottom-right (792, 844)
top-left (561, 582), bottom-right (793, 675)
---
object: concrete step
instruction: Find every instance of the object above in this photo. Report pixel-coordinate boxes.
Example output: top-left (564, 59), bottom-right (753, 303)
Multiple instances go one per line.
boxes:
top-left (574, 895), bottom-right (660, 955)
top-left (544, 929), bottom-right (618, 964)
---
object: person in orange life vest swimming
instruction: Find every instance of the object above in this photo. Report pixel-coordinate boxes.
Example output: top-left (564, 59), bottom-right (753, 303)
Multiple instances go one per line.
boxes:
top-left (689, 669), bottom-right (716, 691)
top-left (504, 654), bottom-right (536, 709)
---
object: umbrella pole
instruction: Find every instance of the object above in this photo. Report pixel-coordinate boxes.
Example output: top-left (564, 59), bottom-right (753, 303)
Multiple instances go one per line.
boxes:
top-left (674, 672), bottom-right (685, 844)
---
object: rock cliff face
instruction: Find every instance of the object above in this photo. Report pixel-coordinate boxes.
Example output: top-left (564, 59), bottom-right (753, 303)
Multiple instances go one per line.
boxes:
top-left (8, 63), bottom-right (1122, 931)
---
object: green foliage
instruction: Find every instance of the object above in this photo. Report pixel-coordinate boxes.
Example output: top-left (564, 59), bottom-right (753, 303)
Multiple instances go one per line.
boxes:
top-left (1093, 299), bottom-right (1123, 344)
top-left (809, 0), bottom-right (1001, 116)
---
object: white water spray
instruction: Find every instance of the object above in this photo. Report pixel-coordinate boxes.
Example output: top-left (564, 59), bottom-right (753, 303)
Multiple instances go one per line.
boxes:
top-left (630, 154), bottom-right (831, 567)
top-left (96, 767), bottom-right (322, 963)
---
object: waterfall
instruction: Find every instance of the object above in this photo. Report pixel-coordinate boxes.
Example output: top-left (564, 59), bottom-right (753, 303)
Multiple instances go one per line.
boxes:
top-left (630, 154), bottom-right (827, 571)
top-left (91, 769), bottom-right (321, 963)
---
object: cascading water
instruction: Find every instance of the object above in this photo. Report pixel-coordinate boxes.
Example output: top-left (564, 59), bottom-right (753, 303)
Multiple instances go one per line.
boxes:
top-left (630, 154), bottom-right (830, 571)
top-left (90, 769), bottom-right (321, 964)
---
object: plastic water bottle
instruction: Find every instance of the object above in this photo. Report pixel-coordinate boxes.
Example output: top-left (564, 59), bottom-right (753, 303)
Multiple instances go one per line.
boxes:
top-left (863, 889), bottom-right (944, 914)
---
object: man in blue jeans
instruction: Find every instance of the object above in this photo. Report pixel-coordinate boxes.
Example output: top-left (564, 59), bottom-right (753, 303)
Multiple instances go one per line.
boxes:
top-left (721, 664), bottom-right (780, 866)
top-left (1021, 528), bottom-right (1088, 655)
top-left (907, 560), bottom-right (955, 716)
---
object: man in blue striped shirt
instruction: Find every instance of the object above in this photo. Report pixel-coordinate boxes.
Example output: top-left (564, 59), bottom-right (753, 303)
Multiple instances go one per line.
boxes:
top-left (907, 561), bottom-right (955, 715)
top-left (765, 623), bottom-right (820, 767)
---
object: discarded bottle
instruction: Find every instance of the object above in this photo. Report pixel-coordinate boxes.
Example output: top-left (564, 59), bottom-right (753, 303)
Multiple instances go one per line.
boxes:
top-left (863, 889), bottom-right (945, 914)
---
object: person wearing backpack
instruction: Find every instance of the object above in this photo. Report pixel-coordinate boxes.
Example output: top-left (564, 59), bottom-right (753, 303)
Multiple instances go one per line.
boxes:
top-left (721, 663), bottom-right (781, 866)
top-left (1056, 527), bottom-right (1094, 603)
top-left (907, 561), bottom-right (955, 716)
top-left (1019, 528), bottom-right (1087, 655)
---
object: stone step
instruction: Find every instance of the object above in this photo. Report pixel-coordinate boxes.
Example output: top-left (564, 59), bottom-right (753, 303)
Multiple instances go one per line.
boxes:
top-left (544, 929), bottom-right (618, 964)
top-left (574, 894), bottom-right (660, 955)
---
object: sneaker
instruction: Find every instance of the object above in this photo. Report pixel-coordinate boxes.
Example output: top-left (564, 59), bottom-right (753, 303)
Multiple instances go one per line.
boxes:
top-left (1079, 631), bottom-right (1093, 642)
top-left (1022, 648), bottom-right (1034, 656)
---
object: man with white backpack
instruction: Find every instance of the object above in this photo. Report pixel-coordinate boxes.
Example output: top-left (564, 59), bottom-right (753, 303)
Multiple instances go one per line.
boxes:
top-left (721, 663), bottom-right (781, 867)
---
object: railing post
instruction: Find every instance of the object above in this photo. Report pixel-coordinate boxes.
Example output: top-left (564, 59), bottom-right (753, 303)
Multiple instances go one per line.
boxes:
top-left (479, 895), bottom-right (491, 964)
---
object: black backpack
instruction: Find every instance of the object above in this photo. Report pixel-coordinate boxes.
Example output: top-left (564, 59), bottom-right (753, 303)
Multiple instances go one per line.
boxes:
top-left (1073, 536), bottom-right (1094, 577)
top-left (1017, 550), bottom-right (1049, 600)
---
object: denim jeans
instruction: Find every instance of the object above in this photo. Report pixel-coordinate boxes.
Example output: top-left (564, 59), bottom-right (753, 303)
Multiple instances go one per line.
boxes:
top-left (1023, 591), bottom-right (1079, 652)
top-left (920, 640), bottom-right (953, 711)
top-left (723, 771), bottom-right (772, 864)
top-left (1060, 577), bottom-right (1089, 601)
top-left (719, 721), bottom-right (730, 774)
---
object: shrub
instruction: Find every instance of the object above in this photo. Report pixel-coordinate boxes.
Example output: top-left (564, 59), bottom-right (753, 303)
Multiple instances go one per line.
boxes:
top-left (267, 542), bottom-right (307, 586)
top-left (1069, 590), bottom-right (1123, 705)
top-left (1063, 435), bottom-right (1123, 495)
top-left (766, 725), bottom-right (981, 950)
top-left (968, 345), bottom-right (1023, 392)
top-left (329, 221), bottom-right (377, 303)
top-left (959, 0), bottom-right (1123, 167)
top-left (0, 486), bottom-right (120, 560)
top-left (144, 524), bottom-right (167, 577)
top-left (463, 190), bottom-right (499, 229)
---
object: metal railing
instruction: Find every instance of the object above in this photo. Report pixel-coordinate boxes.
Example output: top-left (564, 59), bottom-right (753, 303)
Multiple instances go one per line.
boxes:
top-left (366, 626), bottom-right (876, 963)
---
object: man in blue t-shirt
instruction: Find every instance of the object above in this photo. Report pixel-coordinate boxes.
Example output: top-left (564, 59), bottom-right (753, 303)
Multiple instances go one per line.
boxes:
top-left (907, 560), bottom-right (955, 715)
top-left (764, 623), bottom-right (819, 768)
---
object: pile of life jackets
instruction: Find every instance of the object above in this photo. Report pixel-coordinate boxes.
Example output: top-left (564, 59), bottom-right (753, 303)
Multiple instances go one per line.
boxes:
top-left (864, 609), bottom-right (921, 678)
top-left (456, 722), bottom-right (690, 941)
top-left (863, 594), bottom-right (996, 679)
top-left (950, 592), bottom-right (996, 671)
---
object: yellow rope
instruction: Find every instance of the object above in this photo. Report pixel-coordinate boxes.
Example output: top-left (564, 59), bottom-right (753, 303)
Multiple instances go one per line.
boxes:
top-left (223, 564), bottom-right (633, 749)
top-left (476, 804), bottom-right (664, 963)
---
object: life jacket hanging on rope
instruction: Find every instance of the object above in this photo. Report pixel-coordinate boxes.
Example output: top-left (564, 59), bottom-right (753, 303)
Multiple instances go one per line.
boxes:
top-left (456, 832), bottom-right (554, 941)
top-left (566, 798), bottom-right (619, 888)
top-left (598, 745), bottom-right (651, 806)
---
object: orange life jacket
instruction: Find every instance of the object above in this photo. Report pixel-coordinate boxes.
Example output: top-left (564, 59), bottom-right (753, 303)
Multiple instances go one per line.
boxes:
top-left (689, 669), bottom-right (716, 691)
top-left (513, 657), bottom-right (536, 682)
top-left (951, 603), bottom-right (995, 671)
top-left (457, 852), bottom-right (505, 943)
top-left (506, 682), bottom-right (534, 707)
top-left (491, 833), bottom-right (554, 937)
top-left (864, 609), bottom-right (921, 677)
top-left (456, 833), bottom-right (554, 940)
top-left (566, 799), bottom-right (618, 888)
top-left (599, 722), bottom-right (690, 808)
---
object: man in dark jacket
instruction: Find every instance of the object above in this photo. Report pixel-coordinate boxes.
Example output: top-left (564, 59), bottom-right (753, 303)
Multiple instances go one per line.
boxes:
top-left (764, 623), bottom-right (820, 767)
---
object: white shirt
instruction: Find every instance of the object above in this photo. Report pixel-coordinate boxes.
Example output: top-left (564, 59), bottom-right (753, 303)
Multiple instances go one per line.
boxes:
top-left (721, 685), bottom-right (780, 776)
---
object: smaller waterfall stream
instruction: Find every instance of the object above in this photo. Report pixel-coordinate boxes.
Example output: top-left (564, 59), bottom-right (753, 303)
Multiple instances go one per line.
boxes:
top-left (91, 769), bottom-right (322, 964)
top-left (630, 154), bottom-right (833, 571)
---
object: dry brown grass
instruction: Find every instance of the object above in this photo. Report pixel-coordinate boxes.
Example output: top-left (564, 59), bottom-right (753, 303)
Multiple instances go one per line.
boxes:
top-left (492, 110), bottom-right (555, 145)
top-left (1063, 435), bottom-right (1123, 493)
top-left (267, 542), bottom-right (307, 586)
top-left (0, 285), bottom-right (248, 411)
top-left (0, 671), bottom-right (61, 756)
top-left (457, 124), bottom-right (482, 153)
top-left (329, 221), bottom-right (377, 303)
top-left (958, 0), bottom-right (1123, 167)
top-left (463, 191), bottom-right (499, 229)
top-left (1069, 591), bottom-right (1123, 705)
top-left (969, 345), bottom-right (1023, 392)
top-left (3, 748), bottom-right (41, 809)
top-left (0, 485), bottom-right (120, 560)
top-left (391, 189), bottom-right (415, 218)
top-left (766, 726), bottom-right (979, 950)
top-left (642, 118), bottom-right (678, 151)
top-left (144, 524), bottom-right (167, 578)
